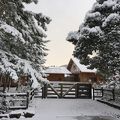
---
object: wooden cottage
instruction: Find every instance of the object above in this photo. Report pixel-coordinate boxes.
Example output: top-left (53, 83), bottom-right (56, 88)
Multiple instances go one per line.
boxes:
top-left (45, 67), bottom-right (71, 81)
top-left (67, 58), bottom-right (103, 84)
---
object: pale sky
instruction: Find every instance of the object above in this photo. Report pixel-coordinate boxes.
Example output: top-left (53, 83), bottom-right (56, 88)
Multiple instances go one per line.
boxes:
top-left (26, 0), bottom-right (96, 66)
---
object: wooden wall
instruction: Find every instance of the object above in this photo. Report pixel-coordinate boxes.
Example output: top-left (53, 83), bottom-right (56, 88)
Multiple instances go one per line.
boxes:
top-left (78, 72), bottom-right (103, 84)
top-left (47, 74), bottom-right (65, 81)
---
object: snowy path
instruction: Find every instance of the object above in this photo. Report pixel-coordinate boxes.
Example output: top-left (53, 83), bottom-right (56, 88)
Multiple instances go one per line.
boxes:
top-left (15, 98), bottom-right (120, 120)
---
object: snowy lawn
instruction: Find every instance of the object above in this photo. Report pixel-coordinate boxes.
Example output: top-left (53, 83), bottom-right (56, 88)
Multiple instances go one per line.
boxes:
top-left (10, 98), bottom-right (120, 120)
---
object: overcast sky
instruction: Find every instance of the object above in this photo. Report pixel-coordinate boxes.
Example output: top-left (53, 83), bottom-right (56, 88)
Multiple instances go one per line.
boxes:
top-left (26, 0), bottom-right (96, 66)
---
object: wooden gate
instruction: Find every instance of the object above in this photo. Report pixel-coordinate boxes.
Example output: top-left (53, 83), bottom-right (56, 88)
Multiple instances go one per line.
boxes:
top-left (76, 84), bottom-right (92, 99)
top-left (42, 82), bottom-right (92, 99)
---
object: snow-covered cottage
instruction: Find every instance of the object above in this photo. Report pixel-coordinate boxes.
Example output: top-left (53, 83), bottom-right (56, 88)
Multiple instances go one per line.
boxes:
top-left (45, 67), bottom-right (71, 81)
top-left (67, 58), bottom-right (103, 83)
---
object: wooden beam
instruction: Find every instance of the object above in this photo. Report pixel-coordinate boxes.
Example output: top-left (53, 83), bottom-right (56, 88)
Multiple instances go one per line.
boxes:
top-left (62, 83), bottom-right (76, 97)
top-left (48, 84), bottom-right (61, 98)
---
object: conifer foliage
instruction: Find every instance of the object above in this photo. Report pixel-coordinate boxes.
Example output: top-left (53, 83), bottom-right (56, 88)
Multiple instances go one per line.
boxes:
top-left (0, 0), bottom-right (51, 88)
top-left (67, 0), bottom-right (120, 79)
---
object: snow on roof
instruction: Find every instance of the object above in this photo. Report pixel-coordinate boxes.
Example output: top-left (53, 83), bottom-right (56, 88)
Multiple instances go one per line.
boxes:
top-left (45, 67), bottom-right (71, 74)
top-left (72, 58), bottom-right (96, 73)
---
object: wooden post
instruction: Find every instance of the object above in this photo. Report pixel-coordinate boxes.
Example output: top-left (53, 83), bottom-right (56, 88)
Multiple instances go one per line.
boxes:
top-left (112, 89), bottom-right (115, 100)
top-left (0, 74), bottom-right (3, 92)
top-left (8, 77), bottom-right (11, 92)
top-left (42, 87), bottom-right (44, 99)
top-left (45, 84), bottom-right (48, 98)
top-left (3, 75), bottom-right (6, 92)
top-left (42, 84), bottom-right (47, 98)
top-left (60, 84), bottom-right (63, 98)
top-left (93, 87), bottom-right (95, 100)
top-left (75, 83), bottom-right (78, 98)
top-left (26, 92), bottom-right (29, 109)
top-left (89, 84), bottom-right (92, 99)
top-left (101, 87), bottom-right (104, 97)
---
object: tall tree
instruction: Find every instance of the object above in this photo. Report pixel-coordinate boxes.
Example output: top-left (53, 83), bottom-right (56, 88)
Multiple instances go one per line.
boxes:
top-left (67, 0), bottom-right (120, 80)
top-left (0, 0), bottom-right (51, 88)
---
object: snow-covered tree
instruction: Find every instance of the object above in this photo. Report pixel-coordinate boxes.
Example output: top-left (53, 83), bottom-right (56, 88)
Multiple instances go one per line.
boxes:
top-left (66, 31), bottom-right (79, 45)
top-left (0, 0), bottom-right (51, 89)
top-left (67, 0), bottom-right (120, 80)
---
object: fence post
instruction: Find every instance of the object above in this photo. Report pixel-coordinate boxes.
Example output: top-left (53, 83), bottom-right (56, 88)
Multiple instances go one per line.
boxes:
top-left (26, 92), bottom-right (29, 109)
top-left (89, 84), bottom-right (92, 99)
top-left (42, 87), bottom-right (44, 99)
top-left (101, 87), bottom-right (104, 97)
top-left (60, 84), bottom-right (63, 98)
top-left (75, 83), bottom-right (78, 98)
top-left (45, 84), bottom-right (48, 98)
top-left (42, 84), bottom-right (47, 98)
top-left (93, 88), bottom-right (95, 100)
top-left (112, 89), bottom-right (115, 100)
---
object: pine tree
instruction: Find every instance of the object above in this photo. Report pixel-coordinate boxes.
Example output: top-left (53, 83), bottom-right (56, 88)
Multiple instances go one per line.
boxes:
top-left (0, 0), bottom-right (51, 88)
top-left (67, 0), bottom-right (120, 79)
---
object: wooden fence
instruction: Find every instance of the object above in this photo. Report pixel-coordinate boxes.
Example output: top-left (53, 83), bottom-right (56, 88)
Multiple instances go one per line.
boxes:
top-left (42, 82), bottom-right (92, 99)
top-left (93, 88), bottom-right (103, 100)
top-left (0, 89), bottom-right (35, 113)
top-left (93, 88), bottom-right (120, 102)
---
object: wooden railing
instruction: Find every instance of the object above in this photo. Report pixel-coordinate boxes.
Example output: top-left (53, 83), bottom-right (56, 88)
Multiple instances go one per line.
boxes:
top-left (93, 88), bottom-right (120, 102)
top-left (42, 82), bottom-right (77, 98)
top-left (42, 82), bottom-right (92, 99)
top-left (0, 92), bottom-right (28, 113)
top-left (93, 88), bottom-right (103, 100)
top-left (0, 89), bottom-right (35, 113)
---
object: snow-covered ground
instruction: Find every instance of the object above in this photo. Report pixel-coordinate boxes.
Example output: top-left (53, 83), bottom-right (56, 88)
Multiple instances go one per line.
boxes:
top-left (10, 98), bottom-right (120, 120)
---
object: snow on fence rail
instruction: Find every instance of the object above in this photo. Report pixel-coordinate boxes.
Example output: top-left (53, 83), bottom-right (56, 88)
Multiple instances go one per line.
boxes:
top-left (93, 88), bottom-right (120, 102)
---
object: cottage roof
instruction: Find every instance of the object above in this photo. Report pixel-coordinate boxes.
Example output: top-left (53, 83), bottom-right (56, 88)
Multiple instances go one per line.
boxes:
top-left (45, 67), bottom-right (71, 74)
top-left (72, 58), bottom-right (96, 73)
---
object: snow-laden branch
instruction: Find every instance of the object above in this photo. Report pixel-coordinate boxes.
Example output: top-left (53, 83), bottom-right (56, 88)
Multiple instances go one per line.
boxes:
top-left (0, 50), bottom-right (49, 88)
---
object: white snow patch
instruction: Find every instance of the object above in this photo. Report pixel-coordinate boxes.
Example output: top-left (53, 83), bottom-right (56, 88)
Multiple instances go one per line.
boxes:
top-left (11, 99), bottom-right (120, 120)
top-left (102, 13), bottom-right (120, 27)
top-left (81, 26), bottom-right (102, 35)
top-left (66, 31), bottom-right (79, 41)
top-left (32, 16), bottom-right (47, 37)
top-left (0, 51), bottom-right (18, 81)
top-left (45, 67), bottom-right (71, 74)
top-left (103, 0), bottom-right (116, 8)
top-left (0, 21), bottom-right (25, 43)
top-left (85, 12), bottom-right (101, 19)
top-left (92, 2), bottom-right (102, 11)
